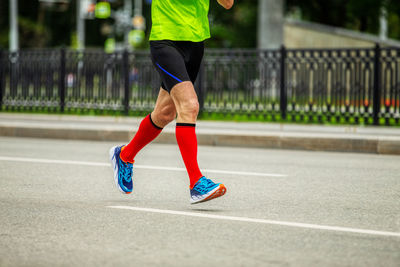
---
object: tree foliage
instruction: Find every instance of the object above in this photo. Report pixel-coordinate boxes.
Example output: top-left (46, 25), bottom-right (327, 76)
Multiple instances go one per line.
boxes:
top-left (207, 0), bottom-right (258, 48)
top-left (285, 0), bottom-right (400, 39)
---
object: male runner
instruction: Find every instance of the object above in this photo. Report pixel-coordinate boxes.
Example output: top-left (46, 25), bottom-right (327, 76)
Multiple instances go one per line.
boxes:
top-left (110, 0), bottom-right (234, 204)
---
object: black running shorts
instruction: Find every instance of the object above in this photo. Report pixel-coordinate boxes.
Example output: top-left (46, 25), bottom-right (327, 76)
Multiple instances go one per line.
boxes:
top-left (150, 40), bottom-right (204, 93)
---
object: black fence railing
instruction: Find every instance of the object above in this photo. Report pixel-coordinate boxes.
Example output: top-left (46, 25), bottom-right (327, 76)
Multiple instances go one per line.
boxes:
top-left (0, 46), bottom-right (399, 125)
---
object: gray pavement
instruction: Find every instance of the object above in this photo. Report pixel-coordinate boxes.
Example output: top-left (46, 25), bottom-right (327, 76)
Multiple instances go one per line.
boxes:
top-left (0, 113), bottom-right (400, 155)
top-left (0, 137), bottom-right (399, 266)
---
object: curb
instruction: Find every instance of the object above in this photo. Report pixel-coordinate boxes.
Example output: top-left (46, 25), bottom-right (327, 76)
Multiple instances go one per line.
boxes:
top-left (1, 124), bottom-right (399, 155)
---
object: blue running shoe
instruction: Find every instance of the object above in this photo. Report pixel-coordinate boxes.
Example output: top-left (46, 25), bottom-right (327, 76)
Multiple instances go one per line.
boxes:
top-left (109, 145), bottom-right (133, 194)
top-left (190, 176), bottom-right (226, 204)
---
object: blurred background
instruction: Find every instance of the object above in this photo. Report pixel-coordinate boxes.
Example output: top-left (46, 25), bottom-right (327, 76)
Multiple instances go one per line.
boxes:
top-left (0, 0), bottom-right (400, 126)
top-left (1, 3), bottom-right (400, 265)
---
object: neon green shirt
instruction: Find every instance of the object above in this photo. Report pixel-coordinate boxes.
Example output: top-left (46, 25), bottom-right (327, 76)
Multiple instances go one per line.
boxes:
top-left (149, 0), bottom-right (211, 42)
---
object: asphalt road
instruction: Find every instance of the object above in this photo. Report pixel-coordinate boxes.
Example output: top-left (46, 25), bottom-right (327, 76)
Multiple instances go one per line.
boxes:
top-left (0, 136), bottom-right (399, 266)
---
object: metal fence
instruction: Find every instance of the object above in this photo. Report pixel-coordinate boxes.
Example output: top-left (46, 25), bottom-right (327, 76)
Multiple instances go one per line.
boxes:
top-left (0, 46), bottom-right (399, 125)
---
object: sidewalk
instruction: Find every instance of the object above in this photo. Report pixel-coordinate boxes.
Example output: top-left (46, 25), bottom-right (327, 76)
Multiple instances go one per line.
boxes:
top-left (0, 113), bottom-right (399, 155)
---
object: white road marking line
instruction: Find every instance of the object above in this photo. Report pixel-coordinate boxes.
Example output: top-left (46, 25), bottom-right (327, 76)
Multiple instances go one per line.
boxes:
top-left (0, 156), bottom-right (286, 177)
top-left (136, 164), bottom-right (285, 177)
top-left (107, 206), bottom-right (400, 238)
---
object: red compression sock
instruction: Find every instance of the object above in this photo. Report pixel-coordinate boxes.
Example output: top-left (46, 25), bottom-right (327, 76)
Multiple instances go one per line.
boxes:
top-left (176, 123), bottom-right (203, 188)
top-left (120, 114), bottom-right (162, 163)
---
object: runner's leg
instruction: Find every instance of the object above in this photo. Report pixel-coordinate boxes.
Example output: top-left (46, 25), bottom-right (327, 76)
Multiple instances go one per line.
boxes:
top-left (170, 81), bottom-right (203, 188)
top-left (120, 88), bottom-right (176, 163)
top-left (171, 80), bottom-right (226, 204)
top-left (150, 41), bottom-right (226, 201)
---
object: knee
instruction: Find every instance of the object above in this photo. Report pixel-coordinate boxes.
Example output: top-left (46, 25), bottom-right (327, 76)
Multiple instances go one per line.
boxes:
top-left (180, 99), bottom-right (199, 118)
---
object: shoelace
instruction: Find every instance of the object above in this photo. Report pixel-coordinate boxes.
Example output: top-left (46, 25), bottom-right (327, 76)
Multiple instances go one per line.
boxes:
top-left (119, 158), bottom-right (133, 182)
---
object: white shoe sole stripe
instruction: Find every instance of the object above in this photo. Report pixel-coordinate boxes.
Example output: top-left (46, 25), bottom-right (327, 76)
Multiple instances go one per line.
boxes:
top-left (190, 185), bottom-right (221, 204)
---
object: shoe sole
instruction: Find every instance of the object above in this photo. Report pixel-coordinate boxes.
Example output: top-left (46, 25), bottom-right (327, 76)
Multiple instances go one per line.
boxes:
top-left (190, 184), bottom-right (227, 204)
top-left (109, 145), bottom-right (131, 195)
